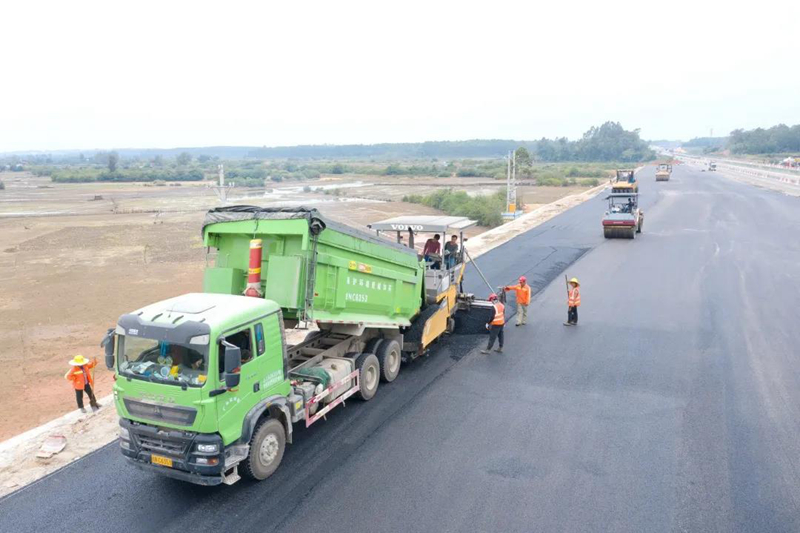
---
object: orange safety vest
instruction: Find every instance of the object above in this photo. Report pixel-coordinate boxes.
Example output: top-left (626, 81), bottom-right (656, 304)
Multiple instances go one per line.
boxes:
top-left (64, 361), bottom-right (97, 391)
top-left (491, 302), bottom-right (505, 325)
top-left (505, 284), bottom-right (531, 305)
top-left (568, 287), bottom-right (581, 307)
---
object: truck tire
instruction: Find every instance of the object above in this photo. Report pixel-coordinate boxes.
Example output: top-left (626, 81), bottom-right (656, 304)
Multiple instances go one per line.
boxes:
top-left (355, 353), bottom-right (380, 401)
top-left (241, 418), bottom-right (286, 481)
top-left (364, 338), bottom-right (383, 357)
top-left (376, 339), bottom-right (401, 383)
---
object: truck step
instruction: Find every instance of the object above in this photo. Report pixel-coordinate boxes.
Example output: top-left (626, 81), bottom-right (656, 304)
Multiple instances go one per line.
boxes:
top-left (222, 466), bottom-right (241, 485)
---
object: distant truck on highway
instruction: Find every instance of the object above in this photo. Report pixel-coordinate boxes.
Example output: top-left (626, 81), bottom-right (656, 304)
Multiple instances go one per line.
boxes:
top-left (102, 207), bottom-right (492, 486)
top-left (708, 161), bottom-right (717, 171)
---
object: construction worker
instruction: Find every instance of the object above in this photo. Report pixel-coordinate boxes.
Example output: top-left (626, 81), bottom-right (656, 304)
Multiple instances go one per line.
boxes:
top-left (423, 234), bottom-right (442, 269)
top-left (565, 278), bottom-right (581, 326)
top-left (504, 276), bottom-right (531, 326)
top-left (481, 293), bottom-right (505, 354)
top-left (444, 235), bottom-right (459, 270)
top-left (65, 355), bottom-right (101, 413)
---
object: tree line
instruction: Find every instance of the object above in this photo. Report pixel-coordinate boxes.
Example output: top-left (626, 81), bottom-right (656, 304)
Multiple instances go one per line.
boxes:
top-left (4, 122), bottom-right (655, 165)
top-left (678, 124), bottom-right (800, 155)
top-left (728, 124), bottom-right (800, 154)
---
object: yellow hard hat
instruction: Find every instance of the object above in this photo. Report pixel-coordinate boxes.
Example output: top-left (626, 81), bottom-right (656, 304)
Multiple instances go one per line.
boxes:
top-left (69, 354), bottom-right (89, 366)
top-left (569, 277), bottom-right (580, 285)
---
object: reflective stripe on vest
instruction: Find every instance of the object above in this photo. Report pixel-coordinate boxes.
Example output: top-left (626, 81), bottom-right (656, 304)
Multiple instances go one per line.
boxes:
top-left (491, 302), bottom-right (505, 325)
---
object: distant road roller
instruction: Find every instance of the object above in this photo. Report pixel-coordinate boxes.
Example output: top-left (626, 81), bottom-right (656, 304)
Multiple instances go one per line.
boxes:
top-left (655, 163), bottom-right (672, 182)
top-left (602, 192), bottom-right (643, 239)
top-left (612, 169), bottom-right (638, 193)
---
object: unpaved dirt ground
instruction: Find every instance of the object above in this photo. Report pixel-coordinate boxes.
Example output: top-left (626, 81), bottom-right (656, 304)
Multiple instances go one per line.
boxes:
top-left (0, 171), bottom-right (592, 441)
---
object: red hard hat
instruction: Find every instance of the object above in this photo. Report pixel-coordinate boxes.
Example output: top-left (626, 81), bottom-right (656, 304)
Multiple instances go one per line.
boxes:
top-left (519, 276), bottom-right (526, 283)
top-left (488, 293), bottom-right (497, 301)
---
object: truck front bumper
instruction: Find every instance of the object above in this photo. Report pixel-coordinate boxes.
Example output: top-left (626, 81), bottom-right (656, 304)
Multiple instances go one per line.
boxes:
top-left (119, 419), bottom-right (226, 486)
top-left (125, 457), bottom-right (225, 485)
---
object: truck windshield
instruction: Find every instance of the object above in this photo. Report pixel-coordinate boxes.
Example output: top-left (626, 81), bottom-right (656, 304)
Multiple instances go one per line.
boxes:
top-left (118, 335), bottom-right (208, 387)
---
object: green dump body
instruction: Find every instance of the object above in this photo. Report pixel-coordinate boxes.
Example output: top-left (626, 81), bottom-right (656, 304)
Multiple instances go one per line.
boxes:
top-left (201, 206), bottom-right (424, 328)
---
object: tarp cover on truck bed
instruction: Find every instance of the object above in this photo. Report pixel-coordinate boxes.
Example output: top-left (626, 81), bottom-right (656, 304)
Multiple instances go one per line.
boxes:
top-left (203, 205), bottom-right (416, 256)
top-left (203, 205), bottom-right (327, 234)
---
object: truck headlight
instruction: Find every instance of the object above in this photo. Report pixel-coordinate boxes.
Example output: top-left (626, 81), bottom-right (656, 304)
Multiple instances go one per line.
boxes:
top-left (196, 443), bottom-right (219, 454)
top-left (119, 427), bottom-right (130, 440)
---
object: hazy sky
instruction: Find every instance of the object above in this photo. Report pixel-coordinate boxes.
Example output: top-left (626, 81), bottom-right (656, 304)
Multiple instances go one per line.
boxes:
top-left (3, 0), bottom-right (799, 152)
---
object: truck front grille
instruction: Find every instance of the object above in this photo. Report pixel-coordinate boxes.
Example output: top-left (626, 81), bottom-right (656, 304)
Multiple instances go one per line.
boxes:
top-left (123, 399), bottom-right (198, 426)
top-left (136, 435), bottom-right (188, 457)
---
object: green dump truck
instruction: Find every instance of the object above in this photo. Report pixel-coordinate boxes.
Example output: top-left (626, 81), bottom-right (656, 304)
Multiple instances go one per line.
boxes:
top-left (103, 206), bottom-right (490, 486)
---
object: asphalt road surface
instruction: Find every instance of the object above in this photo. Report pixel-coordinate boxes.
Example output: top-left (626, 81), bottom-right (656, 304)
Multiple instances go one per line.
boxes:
top-left (3, 164), bottom-right (800, 532)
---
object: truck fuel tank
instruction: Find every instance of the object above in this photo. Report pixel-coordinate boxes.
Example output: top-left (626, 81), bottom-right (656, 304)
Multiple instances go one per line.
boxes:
top-left (316, 358), bottom-right (354, 404)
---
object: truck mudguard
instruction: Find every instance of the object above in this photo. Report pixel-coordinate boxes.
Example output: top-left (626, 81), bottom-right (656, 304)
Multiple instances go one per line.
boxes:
top-left (241, 395), bottom-right (294, 445)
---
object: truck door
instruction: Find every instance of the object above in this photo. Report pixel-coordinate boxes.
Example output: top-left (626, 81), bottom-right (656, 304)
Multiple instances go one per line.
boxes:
top-left (217, 325), bottom-right (258, 443)
top-left (216, 315), bottom-right (286, 444)
top-left (252, 315), bottom-right (287, 398)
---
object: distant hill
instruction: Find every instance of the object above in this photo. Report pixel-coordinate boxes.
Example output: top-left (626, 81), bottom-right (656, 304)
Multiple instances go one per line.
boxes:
top-left (2, 141), bottom-right (535, 161)
top-left (245, 140), bottom-right (537, 159)
top-left (2, 122), bottom-right (655, 163)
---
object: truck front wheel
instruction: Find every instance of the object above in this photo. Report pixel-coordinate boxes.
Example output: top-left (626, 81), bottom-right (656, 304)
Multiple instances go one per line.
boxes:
top-left (241, 418), bottom-right (286, 481)
top-left (356, 353), bottom-right (380, 401)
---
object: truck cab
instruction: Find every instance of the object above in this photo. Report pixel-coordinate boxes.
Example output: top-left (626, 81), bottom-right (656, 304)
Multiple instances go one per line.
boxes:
top-left (110, 293), bottom-right (293, 486)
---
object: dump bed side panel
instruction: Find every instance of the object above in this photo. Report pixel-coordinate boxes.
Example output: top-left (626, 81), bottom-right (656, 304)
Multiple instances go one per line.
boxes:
top-left (203, 216), bottom-right (424, 327)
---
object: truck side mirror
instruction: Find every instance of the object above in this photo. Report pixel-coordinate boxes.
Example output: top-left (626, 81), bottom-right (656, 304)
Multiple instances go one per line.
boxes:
top-left (223, 344), bottom-right (242, 389)
top-left (101, 328), bottom-right (115, 370)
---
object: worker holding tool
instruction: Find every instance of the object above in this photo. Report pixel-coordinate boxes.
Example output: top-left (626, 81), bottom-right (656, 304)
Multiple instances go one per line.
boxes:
top-left (481, 293), bottom-right (505, 353)
top-left (564, 277), bottom-right (581, 326)
top-left (65, 355), bottom-right (101, 413)
top-left (503, 276), bottom-right (531, 326)
top-left (423, 234), bottom-right (442, 269)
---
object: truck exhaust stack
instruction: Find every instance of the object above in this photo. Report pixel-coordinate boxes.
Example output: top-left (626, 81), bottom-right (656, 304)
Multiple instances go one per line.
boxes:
top-left (244, 239), bottom-right (263, 297)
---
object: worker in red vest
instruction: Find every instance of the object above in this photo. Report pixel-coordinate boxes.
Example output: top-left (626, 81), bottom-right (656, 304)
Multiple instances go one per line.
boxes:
top-left (65, 355), bottom-right (101, 413)
top-left (481, 293), bottom-right (505, 354)
top-left (565, 278), bottom-right (581, 326)
top-left (504, 276), bottom-right (531, 326)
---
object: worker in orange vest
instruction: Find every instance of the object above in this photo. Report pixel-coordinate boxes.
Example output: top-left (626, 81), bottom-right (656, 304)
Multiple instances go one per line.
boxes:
top-left (65, 355), bottom-right (101, 413)
top-left (503, 276), bottom-right (531, 326)
top-left (564, 278), bottom-right (581, 326)
top-left (481, 293), bottom-right (505, 354)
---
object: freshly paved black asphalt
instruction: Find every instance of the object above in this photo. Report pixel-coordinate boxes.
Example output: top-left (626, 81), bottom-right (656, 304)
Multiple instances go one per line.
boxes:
top-left (3, 165), bottom-right (800, 532)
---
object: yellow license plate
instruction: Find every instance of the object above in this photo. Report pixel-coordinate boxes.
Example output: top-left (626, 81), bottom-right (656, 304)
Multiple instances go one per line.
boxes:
top-left (151, 454), bottom-right (173, 468)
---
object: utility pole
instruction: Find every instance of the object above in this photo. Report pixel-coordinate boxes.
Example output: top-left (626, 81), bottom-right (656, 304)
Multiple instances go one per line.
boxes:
top-left (503, 150), bottom-right (518, 220)
top-left (211, 163), bottom-right (234, 203)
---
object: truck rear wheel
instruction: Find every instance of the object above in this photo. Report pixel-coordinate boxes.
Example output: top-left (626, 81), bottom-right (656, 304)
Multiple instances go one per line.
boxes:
top-left (241, 418), bottom-right (286, 481)
top-left (376, 339), bottom-right (401, 383)
top-left (356, 353), bottom-right (380, 401)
